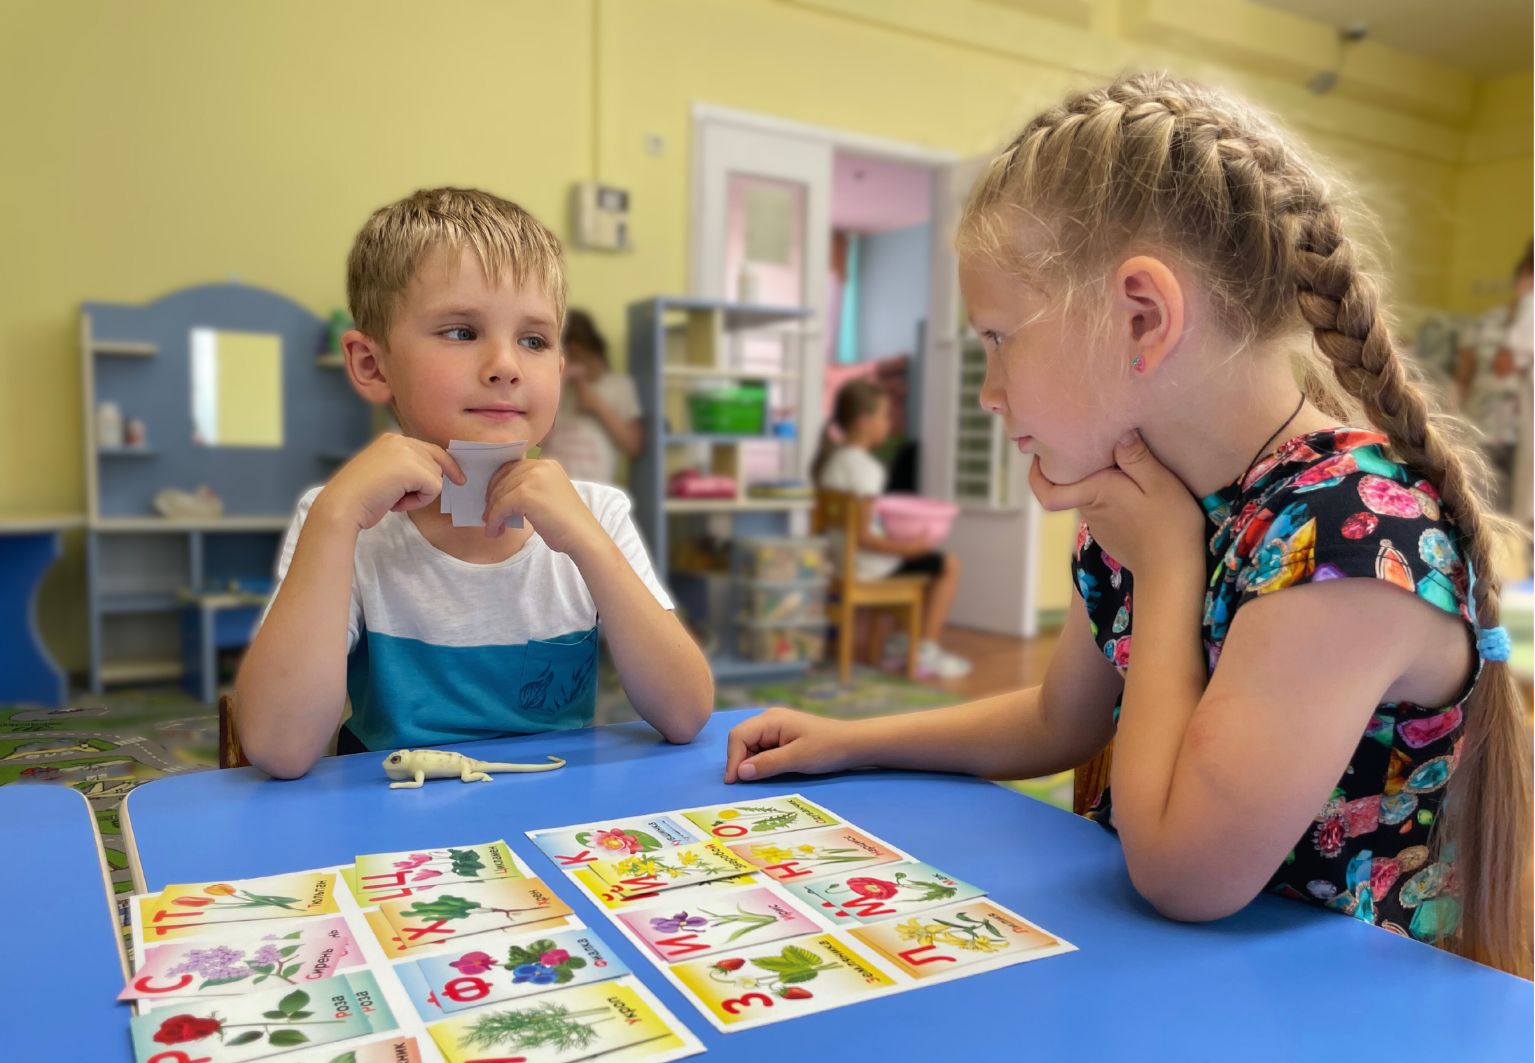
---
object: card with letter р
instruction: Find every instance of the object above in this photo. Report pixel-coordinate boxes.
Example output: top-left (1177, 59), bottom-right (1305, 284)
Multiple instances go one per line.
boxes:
top-left (130, 969), bottom-right (394, 1063)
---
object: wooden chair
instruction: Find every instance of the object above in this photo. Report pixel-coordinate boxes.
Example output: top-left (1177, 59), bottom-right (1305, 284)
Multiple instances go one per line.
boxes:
top-left (812, 489), bottom-right (927, 685)
top-left (217, 693), bottom-right (249, 769)
top-left (1072, 742), bottom-right (1113, 816)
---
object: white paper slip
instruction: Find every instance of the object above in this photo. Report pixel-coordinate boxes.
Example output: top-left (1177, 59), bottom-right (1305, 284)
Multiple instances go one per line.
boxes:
top-left (442, 439), bottom-right (527, 528)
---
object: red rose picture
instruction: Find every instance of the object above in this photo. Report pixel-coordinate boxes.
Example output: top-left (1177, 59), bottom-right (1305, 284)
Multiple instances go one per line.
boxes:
top-left (153, 1014), bottom-right (222, 1045)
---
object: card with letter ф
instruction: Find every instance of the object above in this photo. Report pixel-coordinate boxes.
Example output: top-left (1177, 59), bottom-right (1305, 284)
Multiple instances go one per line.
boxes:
top-left (399, 926), bottom-right (631, 1015)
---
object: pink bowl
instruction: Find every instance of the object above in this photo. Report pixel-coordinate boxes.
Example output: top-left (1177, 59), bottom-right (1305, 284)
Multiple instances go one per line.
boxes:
top-left (874, 494), bottom-right (958, 544)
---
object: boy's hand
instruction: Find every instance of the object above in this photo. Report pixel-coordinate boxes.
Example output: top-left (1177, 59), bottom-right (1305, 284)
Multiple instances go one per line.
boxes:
top-left (724, 707), bottom-right (861, 782)
top-left (316, 433), bottom-right (466, 532)
top-left (483, 458), bottom-right (604, 555)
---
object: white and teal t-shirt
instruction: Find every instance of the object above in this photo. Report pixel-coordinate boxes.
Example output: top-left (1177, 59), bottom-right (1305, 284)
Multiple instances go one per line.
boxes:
top-left (266, 480), bottom-right (672, 750)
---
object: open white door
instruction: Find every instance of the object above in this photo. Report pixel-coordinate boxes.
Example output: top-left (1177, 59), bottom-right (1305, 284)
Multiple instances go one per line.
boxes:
top-left (691, 112), bottom-right (832, 464)
top-left (926, 155), bottom-right (1043, 638)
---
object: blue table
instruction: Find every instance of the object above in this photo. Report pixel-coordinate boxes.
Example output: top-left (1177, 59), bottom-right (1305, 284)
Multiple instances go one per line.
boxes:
top-left (1, 783), bottom-right (129, 1058)
top-left (0, 516), bottom-right (82, 707)
top-left (125, 710), bottom-right (1532, 1060)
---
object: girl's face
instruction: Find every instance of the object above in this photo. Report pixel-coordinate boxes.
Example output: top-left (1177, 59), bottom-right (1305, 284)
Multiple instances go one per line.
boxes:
top-left (857, 396), bottom-right (892, 446)
top-left (959, 252), bottom-right (1136, 486)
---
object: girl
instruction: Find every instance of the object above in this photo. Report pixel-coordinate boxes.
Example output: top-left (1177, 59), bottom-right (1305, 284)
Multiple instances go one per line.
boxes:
top-left (813, 378), bottom-right (970, 679)
top-left (540, 309), bottom-right (643, 485)
top-left (727, 72), bottom-right (1532, 976)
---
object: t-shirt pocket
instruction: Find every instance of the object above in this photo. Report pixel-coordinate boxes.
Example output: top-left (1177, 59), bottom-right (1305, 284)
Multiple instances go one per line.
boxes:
top-left (516, 626), bottom-right (599, 725)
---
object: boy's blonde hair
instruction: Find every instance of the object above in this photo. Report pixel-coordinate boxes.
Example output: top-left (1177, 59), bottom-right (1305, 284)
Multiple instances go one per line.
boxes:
top-left (346, 187), bottom-right (567, 342)
top-left (960, 71), bottom-right (1531, 977)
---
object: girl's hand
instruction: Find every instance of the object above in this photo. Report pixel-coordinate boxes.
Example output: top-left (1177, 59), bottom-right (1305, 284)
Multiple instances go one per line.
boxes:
top-left (314, 433), bottom-right (466, 532)
top-left (724, 707), bottom-right (862, 782)
top-left (483, 458), bottom-right (604, 556)
top-left (1029, 430), bottom-right (1203, 576)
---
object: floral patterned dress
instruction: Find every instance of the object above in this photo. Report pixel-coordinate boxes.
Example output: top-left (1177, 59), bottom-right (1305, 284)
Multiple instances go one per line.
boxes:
top-left (1072, 428), bottom-right (1476, 942)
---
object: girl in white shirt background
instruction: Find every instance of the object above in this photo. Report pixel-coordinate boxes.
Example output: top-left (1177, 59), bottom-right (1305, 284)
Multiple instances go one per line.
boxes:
top-left (813, 378), bottom-right (971, 678)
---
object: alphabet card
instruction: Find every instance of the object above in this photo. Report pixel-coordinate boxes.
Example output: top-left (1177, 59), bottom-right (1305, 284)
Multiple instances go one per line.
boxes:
top-left (667, 933), bottom-right (896, 1031)
top-left (570, 866), bottom-right (759, 911)
top-left (849, 898), bottom-right (1076, 980)
top-left (426, 978), bottom-right (694, 1063)
top-left (614, 885), bottom-right (821, 964)
top-left (398, 927), bottom-right (631, 1015)
top-left (724, 825), bottom-right (905, 882)
top-left (783, 861), bottom-right (985, 924)
top-left (680, 795), bottom-right (838, 841)
top-left (139, 871), bottom-right (341, 942)
top-left (584, 841), bottom-right (758, 895)
top-left (378, 879), bottom-right (574, 951)
top-left (120, 914), bottom-right (365, 1001)
top-left (352, 841), bottom-right (527, 904)
top-left (131, 970), bottom-right (396, 1062)
top-left (529, 815), bottom-right (703, 870)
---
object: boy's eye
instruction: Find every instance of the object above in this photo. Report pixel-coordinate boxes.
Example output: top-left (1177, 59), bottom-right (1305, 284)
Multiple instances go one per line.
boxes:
top-left (520, 335), bottom-right (550, 351)
top-left (442, 326), bottom-right (476, 342)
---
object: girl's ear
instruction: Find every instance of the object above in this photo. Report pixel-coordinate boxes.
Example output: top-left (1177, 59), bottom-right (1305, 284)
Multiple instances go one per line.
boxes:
top-left (1114, 255), bottom-right (1185, 375)
top-left (343, 329), bottom-right (394, 406)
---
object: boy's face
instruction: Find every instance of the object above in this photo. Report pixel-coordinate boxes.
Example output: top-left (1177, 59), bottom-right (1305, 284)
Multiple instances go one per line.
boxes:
top-left (372, 245), bottom-right (563, 448)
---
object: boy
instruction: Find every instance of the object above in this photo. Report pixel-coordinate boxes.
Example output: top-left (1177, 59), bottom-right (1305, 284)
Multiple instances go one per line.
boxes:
top-left (237, 188), bottom-right (713, 778)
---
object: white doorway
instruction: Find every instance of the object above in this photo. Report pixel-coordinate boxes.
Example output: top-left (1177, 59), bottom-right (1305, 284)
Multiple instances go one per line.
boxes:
top-left (689, 106), bottom-right (1041, 637)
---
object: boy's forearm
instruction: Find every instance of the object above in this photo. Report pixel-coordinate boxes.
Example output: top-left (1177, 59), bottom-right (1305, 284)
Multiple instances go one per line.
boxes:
top-left (235, 507), bottom-right (357, 777)
top-left (571, 536), bottom-right (713, 743)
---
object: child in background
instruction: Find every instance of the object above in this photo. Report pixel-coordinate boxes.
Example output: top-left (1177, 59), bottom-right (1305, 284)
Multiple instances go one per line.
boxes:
top-left (727, 73), bottom-right (1531, 976)
top-left (540, 309), bottom-right (644, 486)
top-left (237, 188), bottom-right (712, 778)
top-left (813, 378), bottom-right (970, 679)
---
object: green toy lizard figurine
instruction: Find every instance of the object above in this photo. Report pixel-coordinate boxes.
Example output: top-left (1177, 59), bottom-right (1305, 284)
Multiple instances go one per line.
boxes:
top-left (383, 749), bottom-right (566, 789)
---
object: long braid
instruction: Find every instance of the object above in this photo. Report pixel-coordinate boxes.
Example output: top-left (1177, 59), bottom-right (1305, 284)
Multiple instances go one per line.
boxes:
top-left (1293, 199), bottom-right (1532, 976)
top-left (960, 70), bottom-right (1532, 976)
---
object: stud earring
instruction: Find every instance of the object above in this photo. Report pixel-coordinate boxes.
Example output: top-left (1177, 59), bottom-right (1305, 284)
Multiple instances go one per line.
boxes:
top-left (1130, 355), bottom-right (1145, 372)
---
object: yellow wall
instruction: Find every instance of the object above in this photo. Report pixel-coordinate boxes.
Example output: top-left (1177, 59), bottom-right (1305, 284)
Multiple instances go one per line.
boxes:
top-left (1449, 71), bottom-right (1534, 314)
top-left (4, 0), bottom-right (1528, 665)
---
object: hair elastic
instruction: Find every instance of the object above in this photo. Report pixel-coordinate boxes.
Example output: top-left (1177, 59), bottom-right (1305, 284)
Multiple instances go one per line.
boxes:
top-left (1465, 560), bottom-right (1512, 663)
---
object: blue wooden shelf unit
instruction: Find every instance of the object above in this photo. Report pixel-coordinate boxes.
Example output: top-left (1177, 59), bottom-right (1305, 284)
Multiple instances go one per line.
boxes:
top-left (80, 283), bottom-right (372, 698)
top-left (628, 296), bottom-right (820, 683)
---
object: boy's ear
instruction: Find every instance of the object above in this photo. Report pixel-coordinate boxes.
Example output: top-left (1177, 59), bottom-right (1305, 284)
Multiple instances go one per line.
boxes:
top-left (342, 329), bottom-right (394, 405)
top-left (1114, 255), bottom-right (1185, 375)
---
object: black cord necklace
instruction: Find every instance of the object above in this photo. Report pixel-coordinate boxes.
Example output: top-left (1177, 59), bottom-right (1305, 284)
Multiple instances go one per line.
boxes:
top-left (1240, 393), bottom-right (1307, 487)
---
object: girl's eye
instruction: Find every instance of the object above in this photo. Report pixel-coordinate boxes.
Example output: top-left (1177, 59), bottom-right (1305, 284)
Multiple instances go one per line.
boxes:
top-left (521, 335), bottom-right (550, 351)
top-left (983, 330), bottom-right (1006, 350)
top-left (442, 326), bottom-right (476, 342)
